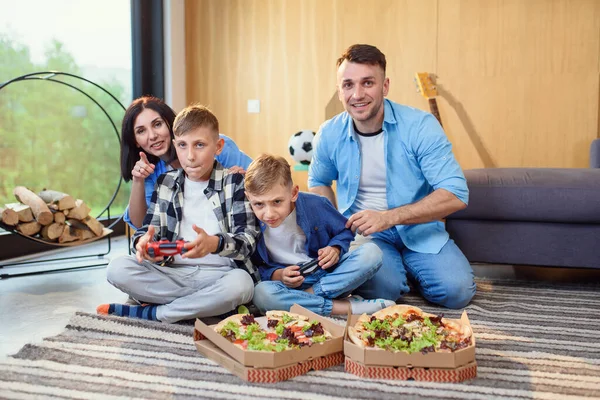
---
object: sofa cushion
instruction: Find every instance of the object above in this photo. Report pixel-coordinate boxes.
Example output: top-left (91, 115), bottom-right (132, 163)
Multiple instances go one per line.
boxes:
top-left (448, 168), bottom-right (600, 223)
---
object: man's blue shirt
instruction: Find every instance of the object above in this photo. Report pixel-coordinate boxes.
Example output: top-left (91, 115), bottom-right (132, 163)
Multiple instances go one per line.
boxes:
top-left (308, 99), bottom-right (468, 254)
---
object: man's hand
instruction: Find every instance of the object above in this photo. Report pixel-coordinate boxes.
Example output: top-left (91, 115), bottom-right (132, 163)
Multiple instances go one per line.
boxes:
top-left (346, 210), bottom-right (392, 236)
top-left (182, 225), bottom-right (220, 259)
top-left (280, 265), bottom-right (304, 288)
top-left (317, 246), bottom-right (340, 269)
top-left (135, 225), bottom-right (164, 263)
top-left (132, 152), bottom-right (156, 182)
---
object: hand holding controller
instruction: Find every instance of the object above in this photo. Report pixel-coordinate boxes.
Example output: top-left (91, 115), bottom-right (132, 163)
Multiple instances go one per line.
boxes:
top-left (147, 239), bottom-right (188, 258)
top-left (298, 259), bottom-right (320, 276)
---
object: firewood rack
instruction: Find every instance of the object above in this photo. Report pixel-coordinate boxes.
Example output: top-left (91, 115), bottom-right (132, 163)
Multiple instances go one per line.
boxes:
top-left (0, 72), bottom-right (126, 279)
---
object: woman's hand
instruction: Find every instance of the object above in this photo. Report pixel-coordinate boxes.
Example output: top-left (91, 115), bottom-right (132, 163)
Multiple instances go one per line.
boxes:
top-left (132, 151), bottom-right (156, 181)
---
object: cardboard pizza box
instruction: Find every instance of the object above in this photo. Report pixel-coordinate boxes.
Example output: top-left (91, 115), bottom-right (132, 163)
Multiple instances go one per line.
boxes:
top-left (195, 337), bottom-right (344, 383)
top-left (344, 310), bottom-right (476, 369)
top-left (345, 357), bottom-right (477, 382)
top-left (194, 304), bottom-right (345, 368)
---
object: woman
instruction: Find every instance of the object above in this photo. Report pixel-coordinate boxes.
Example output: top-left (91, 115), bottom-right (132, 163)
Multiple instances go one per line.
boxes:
top-left (120, 96), bottom-right (252, 228)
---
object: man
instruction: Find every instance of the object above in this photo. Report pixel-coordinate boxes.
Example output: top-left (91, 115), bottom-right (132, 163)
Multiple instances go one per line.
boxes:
top-left (308, 44), bottom-right (475, 309)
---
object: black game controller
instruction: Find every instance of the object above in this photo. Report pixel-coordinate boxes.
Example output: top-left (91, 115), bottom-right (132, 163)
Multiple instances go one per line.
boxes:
top-left (298, 259), bottom-right (320, 276)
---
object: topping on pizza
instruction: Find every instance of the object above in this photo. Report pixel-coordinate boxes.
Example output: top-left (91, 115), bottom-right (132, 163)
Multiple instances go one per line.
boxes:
top-left (347, 305), bottom-right (472, 354)
top-left (214, 311), bottom-right (332, 352)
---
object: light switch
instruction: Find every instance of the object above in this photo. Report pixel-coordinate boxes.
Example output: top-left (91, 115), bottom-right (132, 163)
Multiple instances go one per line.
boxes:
top-left (247, 99), bottom-right (260, 114)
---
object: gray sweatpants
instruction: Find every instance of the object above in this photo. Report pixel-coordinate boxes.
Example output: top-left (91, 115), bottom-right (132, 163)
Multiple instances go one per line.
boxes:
top-left (106, 255), bottom-right (254, 323)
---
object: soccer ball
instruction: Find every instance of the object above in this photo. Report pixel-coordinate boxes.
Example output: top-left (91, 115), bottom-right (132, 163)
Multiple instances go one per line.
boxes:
top-left (288, 130), bottom-right (316, 165)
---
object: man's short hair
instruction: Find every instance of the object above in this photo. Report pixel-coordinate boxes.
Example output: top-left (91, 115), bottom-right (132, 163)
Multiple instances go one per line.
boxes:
top-left (173, 104), bottom-right (219, 138)
top-left (336, 44), bottom-right (386, 74)
top-left (245, 154), bottom-right (293, 195)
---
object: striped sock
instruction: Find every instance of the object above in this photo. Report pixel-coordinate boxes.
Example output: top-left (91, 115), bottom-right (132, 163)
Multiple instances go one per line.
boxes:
top-left (96, 303), bottom-right (159, 321)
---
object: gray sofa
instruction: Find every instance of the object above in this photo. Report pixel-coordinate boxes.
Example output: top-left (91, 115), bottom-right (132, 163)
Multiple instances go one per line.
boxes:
top-left (446, 139), bottom-right (600, 269)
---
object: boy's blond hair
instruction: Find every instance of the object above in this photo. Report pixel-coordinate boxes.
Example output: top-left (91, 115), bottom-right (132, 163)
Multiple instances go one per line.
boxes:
top-left (173, 104), bottom-right (219, 138)
top-left (245, 154), bottom-right (293, 195)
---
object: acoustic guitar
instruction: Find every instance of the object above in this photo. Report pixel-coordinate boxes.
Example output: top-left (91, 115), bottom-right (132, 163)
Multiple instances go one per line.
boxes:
top-left (414, 72), bottom-right (443, 127)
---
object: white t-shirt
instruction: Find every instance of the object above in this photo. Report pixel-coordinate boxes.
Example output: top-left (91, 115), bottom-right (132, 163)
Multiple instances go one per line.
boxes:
top-left (173, 177), bottom-right (233, 267)
top-left (350, 130), bottom-right (388, 213)
top-left (264, 208), bottom-right (312, 266)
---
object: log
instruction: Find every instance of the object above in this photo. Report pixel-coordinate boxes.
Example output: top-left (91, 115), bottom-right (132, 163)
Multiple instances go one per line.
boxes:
top-left (81, 216), bottom-right (104, 236)
top-left (0, 206), bottom-right (19, 226)
top-left (38, 190), bottom-right (76, 210)
top-left (67, 218), bottom-right (101, 238)
top-left (58, 225), bottom-right (79, 243)
top-left (13, 186), bottom-right (53, 225)
top-left (52, 210), bottom-right (66, 224)
top-left (68, 199), bottom-right (91, 220)
top-left (73, 228), bottom-right (95, 240)
top-left (5, 202), bottom-right (34, 222)
top-left (41, 222), bottom-right (64, 241)
top-left (63, 209), bottom-right (69, 217)
top-left (16, 221), bottom-right (42, 236)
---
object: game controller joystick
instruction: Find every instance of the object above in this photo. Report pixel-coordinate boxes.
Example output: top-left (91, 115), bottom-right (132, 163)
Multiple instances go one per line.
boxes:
top-left (147, 239), bottom-right (187, 258)
top-left (298, 259), bottom-right (320, 276)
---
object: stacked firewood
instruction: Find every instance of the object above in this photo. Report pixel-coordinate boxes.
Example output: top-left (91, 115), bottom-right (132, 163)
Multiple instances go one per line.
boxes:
top-left (0, 186), bottom-right (105, 244)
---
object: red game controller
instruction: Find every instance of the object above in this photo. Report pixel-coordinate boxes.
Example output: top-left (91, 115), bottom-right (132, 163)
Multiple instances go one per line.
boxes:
top-left (147, 239), bottom-right (187, 258)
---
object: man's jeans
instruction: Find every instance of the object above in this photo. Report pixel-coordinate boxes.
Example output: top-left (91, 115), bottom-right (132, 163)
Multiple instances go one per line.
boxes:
top-left (253, 242), bottom-right (383, 316)
top-left (352, 228), bottom-right (476, 309)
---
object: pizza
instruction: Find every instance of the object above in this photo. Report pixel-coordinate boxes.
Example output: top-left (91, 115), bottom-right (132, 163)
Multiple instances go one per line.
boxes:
top-left (347, 305), bottom-right (472, 354)
top-left (214, 311), bottom-right (332, 352)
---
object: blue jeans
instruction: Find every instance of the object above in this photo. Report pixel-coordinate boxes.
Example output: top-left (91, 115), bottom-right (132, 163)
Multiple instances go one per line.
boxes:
top-left (253, 242), bottom-right (383, 316)
top-left (352, 228), bottom-right (476, 309)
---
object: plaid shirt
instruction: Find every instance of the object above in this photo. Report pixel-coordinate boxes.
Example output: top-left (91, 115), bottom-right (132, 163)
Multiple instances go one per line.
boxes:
top-left (131, 161), bottom-right (261, 282)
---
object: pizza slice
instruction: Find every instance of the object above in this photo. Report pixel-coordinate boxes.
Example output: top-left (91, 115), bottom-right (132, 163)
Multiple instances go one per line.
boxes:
top-left (266, 311), bottom-right (333, 347)
top-left (348, 304), bottom-right (472, 354)
top-left (214, 311), bottom-right (333, 351)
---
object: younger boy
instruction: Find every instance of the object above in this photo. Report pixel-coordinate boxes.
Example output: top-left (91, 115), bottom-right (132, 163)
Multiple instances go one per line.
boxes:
top-left (98, 105), bottom-right (260, 323)
top-left (245, 154), bottom-right (395, 316)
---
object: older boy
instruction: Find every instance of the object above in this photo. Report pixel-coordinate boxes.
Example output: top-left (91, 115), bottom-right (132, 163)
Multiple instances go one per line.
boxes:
top-left (245, 154), bottom-right (395, 316)
top-left (98, 105), bottom-right (260, 323)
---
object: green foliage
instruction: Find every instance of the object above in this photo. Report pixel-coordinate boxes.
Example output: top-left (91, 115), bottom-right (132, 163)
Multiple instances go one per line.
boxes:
top-left (0, 34), bottom-right (130, 217)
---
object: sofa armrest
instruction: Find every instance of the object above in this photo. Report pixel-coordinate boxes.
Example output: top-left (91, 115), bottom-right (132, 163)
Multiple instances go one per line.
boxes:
top-left (591, 138), bottom-right (600, 168)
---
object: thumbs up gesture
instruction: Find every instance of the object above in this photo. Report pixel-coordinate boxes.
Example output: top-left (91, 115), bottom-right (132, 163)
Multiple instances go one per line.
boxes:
top-left (132, 151), bottom-right (156, 181)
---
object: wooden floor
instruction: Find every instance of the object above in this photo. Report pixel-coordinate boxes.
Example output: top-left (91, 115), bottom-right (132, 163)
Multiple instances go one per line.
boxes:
top-left (0, 235), bottom-right (598, 359)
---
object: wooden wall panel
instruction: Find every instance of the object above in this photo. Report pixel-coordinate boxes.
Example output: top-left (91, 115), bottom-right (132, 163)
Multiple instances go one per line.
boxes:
top-left (185, 0), bottom-right (438, 190)
top-left (437, 0), bottom-right (600, 168)
top-left (186, 0), bottom-right (600, 187)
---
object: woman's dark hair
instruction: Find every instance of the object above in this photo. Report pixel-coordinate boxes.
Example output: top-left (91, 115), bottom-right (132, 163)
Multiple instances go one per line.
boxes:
top-left (120, 96), bottom-right (177, 181)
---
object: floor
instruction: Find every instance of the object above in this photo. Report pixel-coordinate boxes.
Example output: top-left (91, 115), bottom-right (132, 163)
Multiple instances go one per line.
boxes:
top-left (1, 235), bottom-right (599, 359)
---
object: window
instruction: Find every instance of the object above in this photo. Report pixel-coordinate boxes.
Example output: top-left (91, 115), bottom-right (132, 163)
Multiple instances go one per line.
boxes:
top-left (0, 0), bottom-right (132, 255)
top-left (0, 0), bottom-right (132, 225)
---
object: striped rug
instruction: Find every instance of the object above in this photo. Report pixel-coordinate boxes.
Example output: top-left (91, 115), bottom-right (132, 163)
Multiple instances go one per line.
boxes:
top-left (1, 277), bottom-right (599, 399)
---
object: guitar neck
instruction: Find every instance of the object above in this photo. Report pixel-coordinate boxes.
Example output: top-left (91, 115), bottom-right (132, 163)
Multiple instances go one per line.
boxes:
top-left (428, 98), bottom-right (443, 127)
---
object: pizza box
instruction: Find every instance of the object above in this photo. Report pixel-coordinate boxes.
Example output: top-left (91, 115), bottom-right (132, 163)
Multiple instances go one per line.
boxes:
top-left (194, 304), bottom-right (345, 368)
top-left (195, 336), bottom-right (344, 383)
top-left (345, 357), bottom-right (477, 382)
top-left (344, 310), bottom-right (476, 369)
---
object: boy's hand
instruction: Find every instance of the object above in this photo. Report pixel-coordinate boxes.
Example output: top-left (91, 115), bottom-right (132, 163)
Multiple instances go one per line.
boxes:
top-left (317, 246), bottom-right (340, 269)
top-left (132, 152), bottom-right (156, 182)
top-left (182, 224), bottom-right (220, 259)
top-left (135, 225), bottom-right (165, 263)
top-left (281, 265), bottom-right (304, 288)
